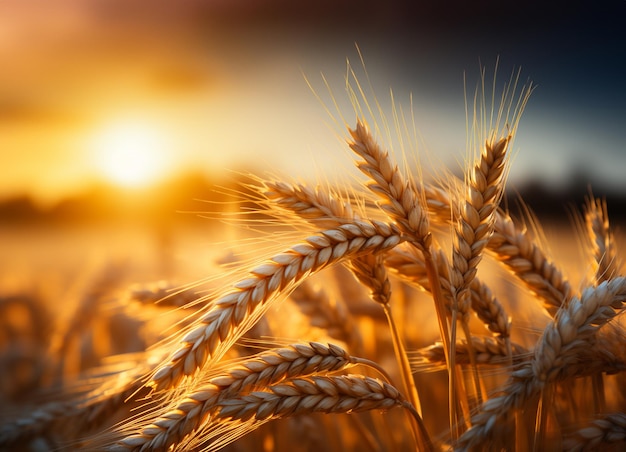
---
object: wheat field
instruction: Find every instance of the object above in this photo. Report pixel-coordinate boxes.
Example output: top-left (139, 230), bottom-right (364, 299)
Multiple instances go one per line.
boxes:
top-left (1, 65), bottom-right (625, 452)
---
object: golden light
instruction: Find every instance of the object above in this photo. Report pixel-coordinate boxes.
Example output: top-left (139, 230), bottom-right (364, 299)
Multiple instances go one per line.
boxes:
top-left (90, 119), bottom-right (174, 188)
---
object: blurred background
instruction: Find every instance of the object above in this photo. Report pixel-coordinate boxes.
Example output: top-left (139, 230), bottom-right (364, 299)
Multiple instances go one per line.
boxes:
top-left (1, 0), bottom-right (625, 282)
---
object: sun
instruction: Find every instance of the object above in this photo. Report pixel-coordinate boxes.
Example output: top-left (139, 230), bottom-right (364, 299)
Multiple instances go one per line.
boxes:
top-left (90, 119), bottom-right (173, 188)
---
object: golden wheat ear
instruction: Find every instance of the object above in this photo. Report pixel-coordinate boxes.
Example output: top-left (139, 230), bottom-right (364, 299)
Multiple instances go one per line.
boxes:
top-left (584, 195), bottom-right (621, 284)
top-left (113, 343), bottom-right (364, 451)
top-left (149, 220), bottom-right (404, 390)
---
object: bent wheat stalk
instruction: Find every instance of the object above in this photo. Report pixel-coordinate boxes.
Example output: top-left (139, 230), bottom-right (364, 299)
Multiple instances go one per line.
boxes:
top-left (151, 220), bottom-right (403, 390)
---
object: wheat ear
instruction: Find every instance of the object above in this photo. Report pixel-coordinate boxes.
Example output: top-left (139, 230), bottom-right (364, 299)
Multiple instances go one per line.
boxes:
top-left (489, 211), bottom-right (573, 315)
top-left (212, 375), bottom-right (424, 451)
top-left (425, 180), bottom-right (573, 318)
top-left (448, 135), bottom-right (511, 408)
top-left (562, 412), bottom-right (626, 451)
top-left (348, 119), bottom-right (462, 433)
top-left (583, 195), bottom-right (620, 414)
top-left (264, 180), bottom-right (357, 227)
top-left (116, 342), bottom-right (372, 451)
top-left (116, 375), bottom-right (423, 452)
top-left (218, 374), bottom-right (417, 417)
top-left (415, 336), bottom-right (527, 367)
top-left (585, 196), bottom-right (621, 284)
top-left (456, 277), bottom-right (626, 450)
top-left (150, 220), bottom-right (403, 390)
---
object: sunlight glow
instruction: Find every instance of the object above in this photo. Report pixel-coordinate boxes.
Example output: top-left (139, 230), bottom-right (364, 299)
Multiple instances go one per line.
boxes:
top-left (90, 119), bottom-right (173, 188)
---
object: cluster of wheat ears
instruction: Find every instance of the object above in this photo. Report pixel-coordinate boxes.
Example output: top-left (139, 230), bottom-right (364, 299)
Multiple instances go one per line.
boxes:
top-left (1, 65), bottom-right (625, 451)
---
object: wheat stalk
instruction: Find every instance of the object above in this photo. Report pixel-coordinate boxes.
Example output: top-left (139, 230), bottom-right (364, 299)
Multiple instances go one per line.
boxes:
top-left (348, 118), bottom-right (463, 434)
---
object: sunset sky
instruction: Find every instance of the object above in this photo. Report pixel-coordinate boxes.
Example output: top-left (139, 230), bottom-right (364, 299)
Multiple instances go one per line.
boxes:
top-left (1, 1), bottom-right (624, 206)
